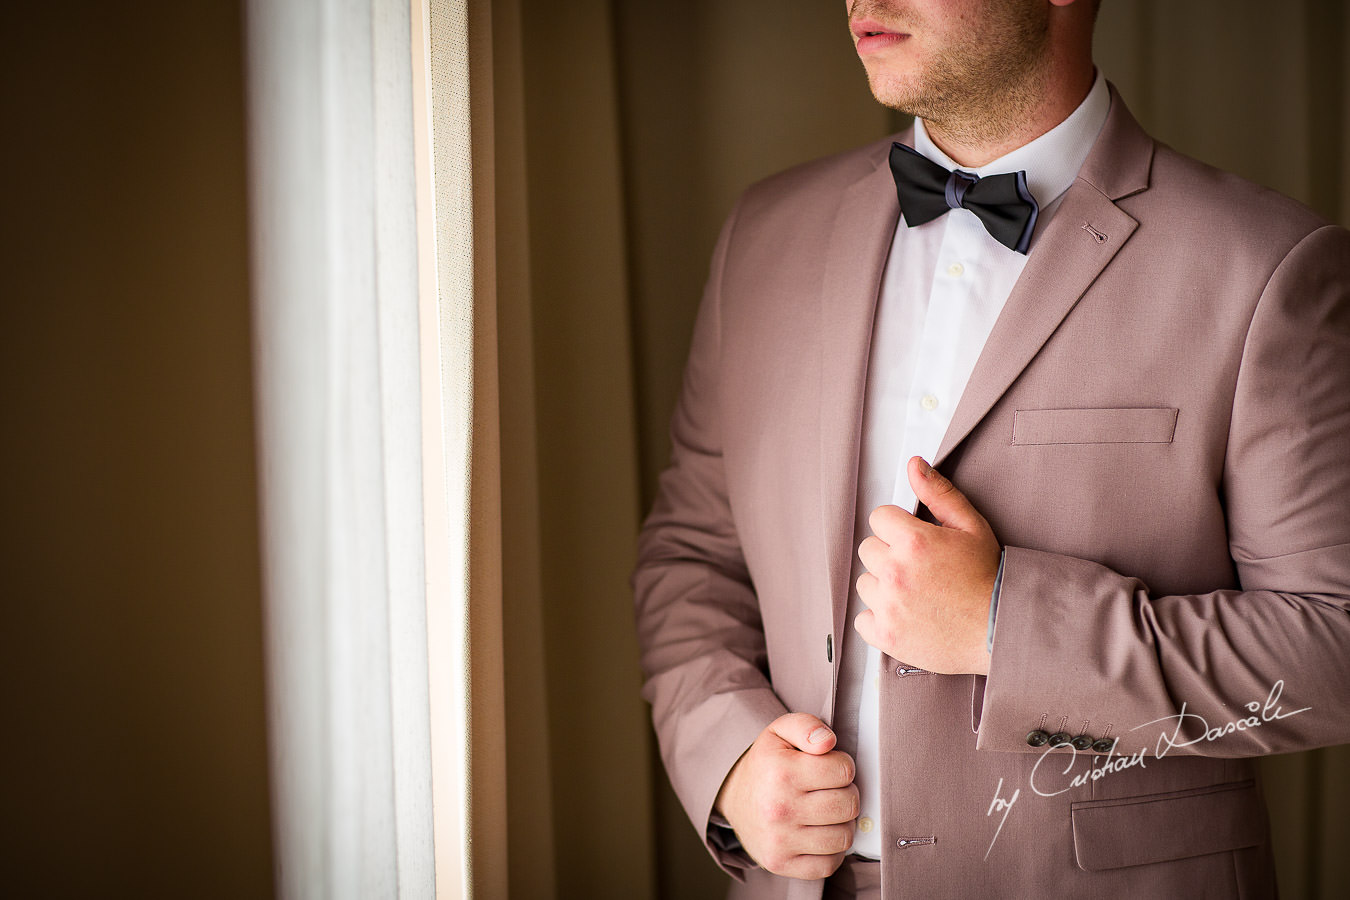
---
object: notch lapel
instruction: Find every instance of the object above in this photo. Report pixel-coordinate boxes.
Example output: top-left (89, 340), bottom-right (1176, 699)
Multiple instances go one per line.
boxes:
top-left (933, 86), bottom-right (1154, 467)
top-left (817, 153), bottom-right (901, 662)
top-left (933, 187), bottom-right (1138, 465)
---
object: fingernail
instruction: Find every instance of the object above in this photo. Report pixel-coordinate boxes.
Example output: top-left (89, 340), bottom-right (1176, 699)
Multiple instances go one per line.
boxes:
top-left (918, 458), bottom-right (934, 476)
top-left (808, 727), bottom-right (832, 744)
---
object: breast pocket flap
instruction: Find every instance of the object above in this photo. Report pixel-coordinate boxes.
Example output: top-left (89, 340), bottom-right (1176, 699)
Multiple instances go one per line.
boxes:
top-left (1012, 407), bottom-right (1178, 445)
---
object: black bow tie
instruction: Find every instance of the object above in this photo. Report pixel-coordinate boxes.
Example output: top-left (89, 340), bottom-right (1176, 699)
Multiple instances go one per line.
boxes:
top-left (888, 142), bottom-right (1039, 254)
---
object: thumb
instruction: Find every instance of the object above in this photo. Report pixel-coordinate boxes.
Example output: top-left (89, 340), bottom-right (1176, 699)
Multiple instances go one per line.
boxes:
top-left (908, 457), bottom-right (986, 534)
top-left (767, 712), bottom-right (837, 755)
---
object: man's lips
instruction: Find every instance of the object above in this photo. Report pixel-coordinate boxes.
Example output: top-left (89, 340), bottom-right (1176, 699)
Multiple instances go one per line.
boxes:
top-left (851, 18), bottom-right (909, 52)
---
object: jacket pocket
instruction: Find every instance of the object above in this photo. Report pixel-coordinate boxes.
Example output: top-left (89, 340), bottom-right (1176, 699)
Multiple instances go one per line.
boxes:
top-left (1012, 407), bottom-right (1178, 445)
top-left (1071, 780), bottom-right (1264, 871)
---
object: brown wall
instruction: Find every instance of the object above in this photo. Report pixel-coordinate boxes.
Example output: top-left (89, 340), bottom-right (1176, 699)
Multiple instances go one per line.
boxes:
top-left (0, 3), bottom-right (273, 896)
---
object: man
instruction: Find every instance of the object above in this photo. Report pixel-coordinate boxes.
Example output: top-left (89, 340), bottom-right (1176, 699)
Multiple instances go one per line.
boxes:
top-left (632, 1), bottom-right (1350, 897)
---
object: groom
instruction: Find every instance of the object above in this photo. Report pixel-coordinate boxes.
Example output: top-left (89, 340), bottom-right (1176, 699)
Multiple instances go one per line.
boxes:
top-left (633, 1), bottom-right (1350, 897)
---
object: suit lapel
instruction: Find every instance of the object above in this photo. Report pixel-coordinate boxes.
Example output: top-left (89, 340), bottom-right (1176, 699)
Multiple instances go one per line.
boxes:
top-left (817, 151), bottom-right (902, 656)
top-left (933, 186), bottom-right (1138, 464)
top-left (811, 88), bottom-right (1155, 687)
top-left (934, 87), bottom-right (1154, 467)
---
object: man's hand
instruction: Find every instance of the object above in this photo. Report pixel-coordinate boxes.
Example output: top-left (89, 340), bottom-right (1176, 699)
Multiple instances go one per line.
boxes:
top-left (855, 456), bottom-right (1000, 675)
top-left (714, 713), bottom-right (858, 880)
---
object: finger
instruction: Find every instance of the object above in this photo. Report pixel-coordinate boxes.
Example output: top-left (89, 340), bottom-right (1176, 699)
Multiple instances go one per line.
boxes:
top-left (793, 783), bottom-right (860, 826)
top-left (772, 848), bottom-right (849, 882)
top-left (907, 457), bottom-right (988, 535)
top-left (856, 534), bottom-right (889, 573)
top-left (853, 608), bottom-right (877, 646)
top-left (768, 712), bottom-right (836, 755)
top-left (855, 571), bottom-right (879, 606)
top-left (789, 822), bottom-right (856, 858)
top-left (867, 503), bottom-right (914, 542)
top-left (789, 748), bottom-right (855, 793)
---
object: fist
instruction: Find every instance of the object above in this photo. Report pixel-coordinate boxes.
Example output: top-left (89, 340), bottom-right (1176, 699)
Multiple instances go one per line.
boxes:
top-left (855, 457), bottom-right (999, 674)
top-left (714, 713), bottom-right (859, 880)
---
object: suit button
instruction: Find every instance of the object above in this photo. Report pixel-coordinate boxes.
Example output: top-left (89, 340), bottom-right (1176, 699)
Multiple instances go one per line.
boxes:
top-left (1092, 738), bottom-right (1117, 754)
top-left (826, 634), bottom-right (833, 663)
top-left (1049, 732), bottom-right (1072, 747)
top-left (1071, 734), bottom-right (1093, 751)
top-left (1025, 730), bottom-right (1049, 747)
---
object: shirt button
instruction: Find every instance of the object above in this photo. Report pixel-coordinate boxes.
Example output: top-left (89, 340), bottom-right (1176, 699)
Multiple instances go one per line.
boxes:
top-left (920, 394), bottom-right (939, 411)
top-left (858, 817), bottom-right (874, 834)
top-left (947, 262), bottom-right (965, 277)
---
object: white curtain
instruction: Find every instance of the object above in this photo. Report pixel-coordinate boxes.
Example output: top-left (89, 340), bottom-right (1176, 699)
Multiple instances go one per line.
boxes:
top-left (247, 0), bottom-right (441, 894)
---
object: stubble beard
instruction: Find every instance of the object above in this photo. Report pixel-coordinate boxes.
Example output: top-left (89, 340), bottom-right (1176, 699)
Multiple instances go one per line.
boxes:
top-left (859, 1), bottom-right (1053, 149)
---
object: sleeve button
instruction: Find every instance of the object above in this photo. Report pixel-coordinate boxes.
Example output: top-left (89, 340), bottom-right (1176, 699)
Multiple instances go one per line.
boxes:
top-left (1049, 732), bottom-right (1072, 747)
top-left (1070, 735), bottom-right (1093, 751)
top-left (1025, 730), bottom-right (1050, 747)
top-left (1092, 738), bottom-right (1117, 754)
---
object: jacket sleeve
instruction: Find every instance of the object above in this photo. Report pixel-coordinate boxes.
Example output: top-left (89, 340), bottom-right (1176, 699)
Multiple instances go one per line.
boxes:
top-left (976, 224), bottom-right (1350, 757)
top-left (632, 202), bottom-right (786, 873)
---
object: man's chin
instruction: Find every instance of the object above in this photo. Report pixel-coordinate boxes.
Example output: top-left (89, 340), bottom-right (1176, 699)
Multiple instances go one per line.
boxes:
top-left (866, 75), bottom-right (920, 116)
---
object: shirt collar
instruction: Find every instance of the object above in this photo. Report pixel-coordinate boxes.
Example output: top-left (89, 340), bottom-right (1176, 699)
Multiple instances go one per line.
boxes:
top-left (912, 69), bottom-right (1110, 209)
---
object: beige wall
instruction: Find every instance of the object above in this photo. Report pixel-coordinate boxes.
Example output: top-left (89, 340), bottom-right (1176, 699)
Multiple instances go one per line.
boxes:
top-left (0, 2), bottom-right (273, 896)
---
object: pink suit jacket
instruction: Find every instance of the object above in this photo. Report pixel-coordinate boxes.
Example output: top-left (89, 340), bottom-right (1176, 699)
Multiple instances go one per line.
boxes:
top-left (633, 87), bottom-right (1350, 899)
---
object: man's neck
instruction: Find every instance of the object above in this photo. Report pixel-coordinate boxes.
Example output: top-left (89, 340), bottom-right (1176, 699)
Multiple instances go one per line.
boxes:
top-left (923, 63), bottom-right (1096, 169)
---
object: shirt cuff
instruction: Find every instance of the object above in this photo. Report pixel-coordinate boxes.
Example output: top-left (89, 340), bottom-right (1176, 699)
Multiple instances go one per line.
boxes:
top-left (708, 813), bottom-right (758, 867)
top-left (987, 549), bottom-right (1005, 654)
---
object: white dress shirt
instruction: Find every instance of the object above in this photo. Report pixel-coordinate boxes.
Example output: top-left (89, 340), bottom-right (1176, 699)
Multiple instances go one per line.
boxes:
top-left (841, 71), bottom-right (1111, 859)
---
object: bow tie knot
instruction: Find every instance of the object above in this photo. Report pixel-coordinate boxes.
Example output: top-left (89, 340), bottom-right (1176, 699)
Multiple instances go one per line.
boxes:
top-left (888, 142), bottom-right (1040, 254)
top-left (943, 169), bottom-right (978, 211)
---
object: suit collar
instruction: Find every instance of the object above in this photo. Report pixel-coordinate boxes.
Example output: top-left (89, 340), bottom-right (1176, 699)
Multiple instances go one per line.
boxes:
top-left (1076, 83), bottom-right (1154, 201)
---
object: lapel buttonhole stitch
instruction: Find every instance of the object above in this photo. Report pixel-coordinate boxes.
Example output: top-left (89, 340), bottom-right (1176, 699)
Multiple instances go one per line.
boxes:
top-left (1082, 222), bottom-right (1108, 244)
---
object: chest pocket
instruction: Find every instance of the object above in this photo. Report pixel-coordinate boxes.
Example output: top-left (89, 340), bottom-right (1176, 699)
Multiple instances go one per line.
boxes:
top-left (1012, 407), bottom-right (1178, 445)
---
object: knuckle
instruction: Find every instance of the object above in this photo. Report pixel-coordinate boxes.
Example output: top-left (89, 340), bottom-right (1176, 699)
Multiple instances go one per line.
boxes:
top-left (878, 557), bottom-right (904, 586)
top-left (760, 836), bottom-right (791, 870)
top-left (759, 797), bottom-right (791, 825)
top-left (898, 528), bottom-right (926, 557)
top-left (847, 790), bottom-right (861, 820)
top-left (799, 855), bottom-right (841, 881)
top-left (830, 828), bottom-right (854, 855)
